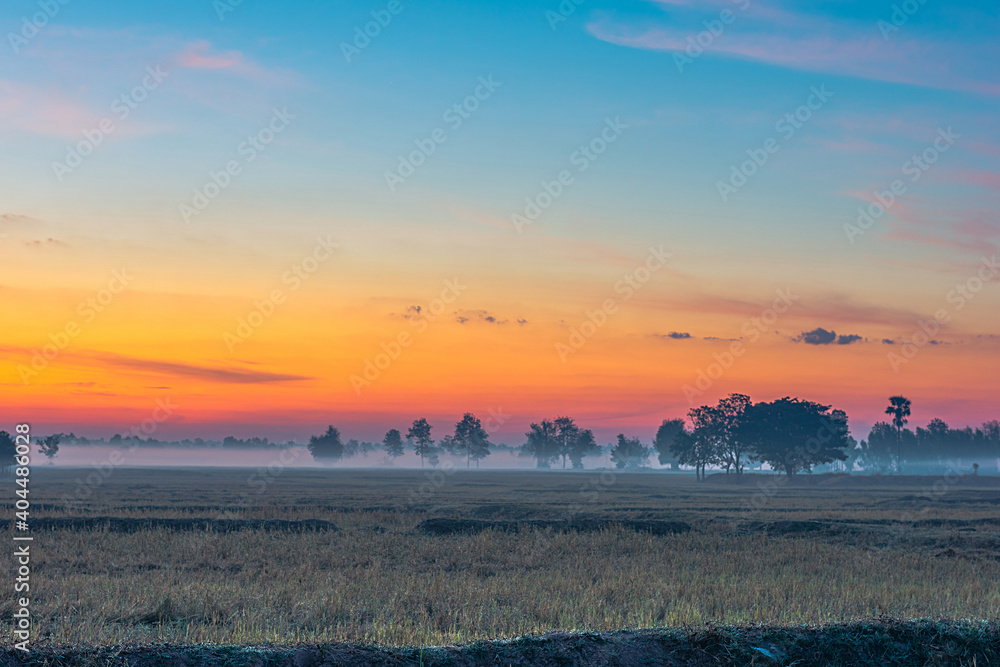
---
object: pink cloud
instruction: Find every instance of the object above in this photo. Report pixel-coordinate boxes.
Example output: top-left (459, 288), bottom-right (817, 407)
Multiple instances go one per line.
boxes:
top-left (0, 81), bottom-right (102, 139)
top-left (956, 169), bottom-right (1000, 192)
top-left (171, 40), bottom-right (299, 89)
top-left (175, 40), bottom-right (244, 70)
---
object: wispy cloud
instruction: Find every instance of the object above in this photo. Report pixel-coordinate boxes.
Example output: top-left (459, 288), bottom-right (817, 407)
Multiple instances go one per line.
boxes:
top-left (587, 2), bottom-right (1000, 96)
top-left (0, 33), bottom-right (298, 139)
top-left (89, 352), bottom-right (312, 383)
top-left (650, 290), bottom-right (921, 328)
top-left (0, 346), bottom-right (311, 384)
top-left (175, 40), bottom-right (245, 70)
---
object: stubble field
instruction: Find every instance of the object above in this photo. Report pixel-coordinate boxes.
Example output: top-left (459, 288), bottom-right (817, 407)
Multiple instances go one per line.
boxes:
top-left (3, 466), bottom-right (999, 654)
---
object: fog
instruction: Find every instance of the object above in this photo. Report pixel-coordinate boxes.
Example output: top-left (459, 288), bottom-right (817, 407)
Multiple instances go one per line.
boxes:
top-left (41, 445), bottom-right (626, 471)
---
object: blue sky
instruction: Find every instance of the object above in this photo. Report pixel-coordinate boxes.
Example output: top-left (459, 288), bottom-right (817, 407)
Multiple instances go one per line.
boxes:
top-left (2, 0), bottom-right (998, 440)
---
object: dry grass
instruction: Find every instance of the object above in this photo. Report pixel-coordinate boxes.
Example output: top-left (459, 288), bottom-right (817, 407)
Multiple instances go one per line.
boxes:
top-left (3, 468), bottom-right (999, 646)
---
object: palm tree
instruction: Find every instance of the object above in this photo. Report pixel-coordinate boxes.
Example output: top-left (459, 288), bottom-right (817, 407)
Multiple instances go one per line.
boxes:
top-left (884, 395), bottom-right (911, 473)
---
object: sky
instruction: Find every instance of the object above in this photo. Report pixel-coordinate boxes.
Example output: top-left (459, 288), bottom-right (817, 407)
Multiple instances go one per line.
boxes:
top-left (1, 0), bottom-right (998, 445)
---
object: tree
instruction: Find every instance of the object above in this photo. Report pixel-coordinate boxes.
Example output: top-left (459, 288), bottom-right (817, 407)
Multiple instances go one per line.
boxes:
top-left (742, 398), bottom-right (851, 477)
top-left (885, 395), bottom-right (911, 473)
top-left (670, 425), bottom-right (710, 480)
top-left (716, 393), bottom-right (751, 474)
top-left (983, 420), bottom-right (1000, 443)
top-left (523, 420), bottom-right (559, 468)
top-left (343, 439), bottom-right (360, 457)
top-left (858, 422), bottom-right (896, 473)
top-left (383, 429), bottom-right (405, 458)
top-left (39, 434), bottom-right (61, 463)
top-left (685, 405), bottom-right (727, 479)
top-left (0, 431), bottom-right (15, 471)
top-left (407, 418), bottom-right (434, 468)
top-left (308, 426), bottom-right (344, 461)
top-left (610, 433), bottom-right (650, 469)
top-left (653, 419), bottom-right (686, 470)
top-left (452, 413), bottom-right (491, 468)
top-left (568, 429), bottom-right (599, 469)
top-left (553, 416), bottom-right (580, 469)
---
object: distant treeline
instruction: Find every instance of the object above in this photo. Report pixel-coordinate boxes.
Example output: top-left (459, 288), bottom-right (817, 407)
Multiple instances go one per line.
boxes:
top-left (21, 434), bottom-right (300, 449)
top-left (307, 394), bottom-right (998, 477)
top-left (3, 393), bottom-right (996, 475)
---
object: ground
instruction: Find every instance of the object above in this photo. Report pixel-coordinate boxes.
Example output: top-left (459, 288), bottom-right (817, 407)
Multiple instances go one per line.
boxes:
top-left (2, 466), bottom-right (999, 664)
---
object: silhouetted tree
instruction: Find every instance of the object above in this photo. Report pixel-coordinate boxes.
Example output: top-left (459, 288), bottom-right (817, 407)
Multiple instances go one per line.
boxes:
top-left (983, 420), bottom-right (1000, 443)
top-left (742, 398), bottom-right (850, 477)
top-left (344, 439), bottom-right (361, 457)
top-left (523, 420), bottom-right (559, 468)
top-left (568, 428), bottom-right (599, 469)
top-left (383, 429), bottom-right (405, 458)
top-left (669, 426), bottom-right (705, 479)
top-left (407, 418), bottom-right (434, 468)
top-left (911, 418), bottom-right (998, 472)
top-left (0, 431), bottom-right (15, 471)
top-left (885, 395), bottom-right (911, 473)
top-left (452, 413), bottom-right (491, 468)
top-left (858, 422), bottom-right (896, 473)
top-left (653, 419), bottom-right (686, 470)
top-left (308, 426), bottom-right (344, 461)
top-left (553, 416), bottom-right (580, 469)
top-left (716, 393), bottom-right (751, 474)
top-left (685, 405), bottom-right (727, 478)
top-left (38, 434), bottom-right (61, 463)
top-left (610, 434), bottom-right (650, 469)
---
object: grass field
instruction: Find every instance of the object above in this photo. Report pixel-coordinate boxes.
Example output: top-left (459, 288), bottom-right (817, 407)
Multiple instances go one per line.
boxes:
top-left (0, 469), bottom-right (1000, 664)
top-left (3, 466), bottom-right (999, 654)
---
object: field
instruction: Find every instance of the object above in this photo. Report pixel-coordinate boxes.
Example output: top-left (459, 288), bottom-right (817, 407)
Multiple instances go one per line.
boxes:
top-left (3, 466), bottom-right (1000, 664)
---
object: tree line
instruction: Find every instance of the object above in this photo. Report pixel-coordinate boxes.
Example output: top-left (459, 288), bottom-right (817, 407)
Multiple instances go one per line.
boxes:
top-left (4, 393), bottom-right (995, 475)
top-left (310, 394), bottom-right (854, 478)
top-left (307, 394), bottom-right (998, 476)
